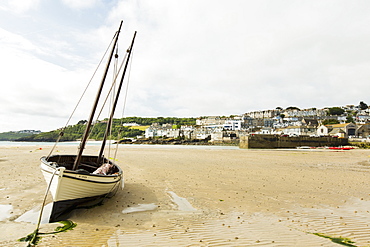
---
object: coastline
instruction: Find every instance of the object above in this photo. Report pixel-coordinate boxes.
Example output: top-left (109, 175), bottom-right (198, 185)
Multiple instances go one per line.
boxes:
top-left (1, 145), bottom-right (370, 246)
top-left (0, 139), bottom-right (239, 146)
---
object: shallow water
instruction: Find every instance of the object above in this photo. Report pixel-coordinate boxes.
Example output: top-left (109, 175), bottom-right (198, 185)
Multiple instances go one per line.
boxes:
top-left (15, 203), bottom-right (52, 224)
top-left (121, 203), bottom-right (158, 214)
top-left (0, 204), bottom-right (13, 221)
top-left (167, 191), bottom-right (197, 211)
top-left (0, 141), bottom-right (101, 146)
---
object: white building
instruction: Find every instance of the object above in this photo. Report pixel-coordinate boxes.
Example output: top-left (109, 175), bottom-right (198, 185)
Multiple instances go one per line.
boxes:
top-left (223, 119), bottom-right (242, 130)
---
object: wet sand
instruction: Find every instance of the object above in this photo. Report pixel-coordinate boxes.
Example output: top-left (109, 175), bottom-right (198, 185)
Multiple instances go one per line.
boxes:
top-left (1, 145), bottom-right (370, 246)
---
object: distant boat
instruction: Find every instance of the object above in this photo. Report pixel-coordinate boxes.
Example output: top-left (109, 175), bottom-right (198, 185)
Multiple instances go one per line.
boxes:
top-left (40, 21), bottom-right (137, 222)
top-left (296, 146), bottom-right (311, 149)
top-left (328, 146), bottom-right (354, 150)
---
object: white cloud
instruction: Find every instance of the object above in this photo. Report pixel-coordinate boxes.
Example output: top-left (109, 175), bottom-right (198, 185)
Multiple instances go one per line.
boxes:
top-left (61, 0), bottom-right (100, 9)
top-left (113, 0), bottom-right (370, 115)
top-left (0, 0), bottom-right (41, 14)
top-left (1, 0), bottom-right (370, 132)
top-left (0, 28), bottom-right (98, 132)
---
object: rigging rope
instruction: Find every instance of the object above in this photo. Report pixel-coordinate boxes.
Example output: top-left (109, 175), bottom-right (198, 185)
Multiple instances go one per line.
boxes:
top-left (108, 44), bottom-right (120, 160)
top-left (114, 48), bottom-right (135, 160)
top-left (47, 34), bottom-right (117, 159)
top-left (85, 51), bottom-right (128, 144)
top-left (94, 51), bottom-right (128, 121)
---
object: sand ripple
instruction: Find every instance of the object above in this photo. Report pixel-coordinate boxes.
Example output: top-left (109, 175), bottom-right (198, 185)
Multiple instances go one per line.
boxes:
top-left (106, 212), bottom-right (331, 246)
top-left (45, 199), bottom-right (370, 246)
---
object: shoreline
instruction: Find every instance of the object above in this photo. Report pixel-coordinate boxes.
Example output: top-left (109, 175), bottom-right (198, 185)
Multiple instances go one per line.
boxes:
top-left (1, 145), bottom-right (370, 246)
top-left (0, 140), bottom-right (239, 146)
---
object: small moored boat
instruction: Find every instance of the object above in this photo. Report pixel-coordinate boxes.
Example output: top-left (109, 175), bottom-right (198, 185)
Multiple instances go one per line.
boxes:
top-left (40, 155), bottom-right (123, 222)
top-left (40, 21), bottom-right (136, 222)
top-left (328, 146), bottom-right (355, 150)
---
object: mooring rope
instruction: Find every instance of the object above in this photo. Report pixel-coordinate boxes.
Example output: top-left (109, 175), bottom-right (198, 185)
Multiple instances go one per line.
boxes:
top-left (29, 168), bottom-right (59, 246)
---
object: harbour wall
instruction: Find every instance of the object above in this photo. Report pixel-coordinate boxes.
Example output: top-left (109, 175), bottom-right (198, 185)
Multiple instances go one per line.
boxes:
top-left (239, 135), bottom-right (348, 149)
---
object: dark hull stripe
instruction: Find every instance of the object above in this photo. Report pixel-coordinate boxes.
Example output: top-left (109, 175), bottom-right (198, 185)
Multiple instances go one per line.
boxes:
top-left (49, 194), bottom-right (111, 222)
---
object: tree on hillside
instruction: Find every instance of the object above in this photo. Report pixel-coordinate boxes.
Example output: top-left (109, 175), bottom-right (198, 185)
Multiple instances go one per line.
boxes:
top-left (328, 107), bottom-right (344, 115)
top-left (286, 106), bottom-right (300, 111)
top-left (322, 119), bottom-right (340, 125)
top-left (77, 120), bottom-right (87, 125)
top-left (346, 115), bottom-right (355, 123)
top-left (359, 101), bottom-right (368, 110)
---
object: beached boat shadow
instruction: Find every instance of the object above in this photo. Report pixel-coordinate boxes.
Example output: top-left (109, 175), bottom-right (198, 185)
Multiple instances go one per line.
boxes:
top-left (68, 182), bottom-right (159, 227)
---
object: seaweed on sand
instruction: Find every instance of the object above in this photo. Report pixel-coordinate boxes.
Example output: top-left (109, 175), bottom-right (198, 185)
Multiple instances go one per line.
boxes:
top-left (312, 233), bottom-right (357, 247)
top-left (19, 220), bottom-right (77, 246)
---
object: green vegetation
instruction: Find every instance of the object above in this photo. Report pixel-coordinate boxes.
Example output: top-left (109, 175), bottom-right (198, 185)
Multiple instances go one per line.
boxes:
top-left (346, 115), bottom-right (354, 123)
top-left (111, 116), bottom-right (196, 126)
top-left (322, 119), bottom-right (340, 125)
top-left (312, 233), bottom-right (356, 247)
top-left (286, 106), bottom-right (300, 111)
top-left (0, 131), bottom-right (36, 141)
top-left (359, 101), bottom-right (368, 110)
top-left (53, 220), bottom-right (77, 233)
top-left (15, 117), bottom-right (196, 142)
top-left (19, 220), bottom-right (77, 246)
top-left (129, 125), bottom-right (150, 131)
top-left (349, 142), bottom-right (370, 149)
top-left (328, 107), bottom-right (345, 116)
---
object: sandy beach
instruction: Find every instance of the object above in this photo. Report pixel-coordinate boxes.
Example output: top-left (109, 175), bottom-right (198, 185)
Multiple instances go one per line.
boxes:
top-left (1, 144), bottom-right (370, 246)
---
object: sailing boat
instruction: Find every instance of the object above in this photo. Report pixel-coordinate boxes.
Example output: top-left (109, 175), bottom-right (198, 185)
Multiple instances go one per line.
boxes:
top-left (40, 22), bottom-right (136, 223)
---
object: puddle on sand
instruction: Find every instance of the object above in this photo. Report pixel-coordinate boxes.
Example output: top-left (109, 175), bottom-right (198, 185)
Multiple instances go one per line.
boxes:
top-left (0, 204), bottom-right (13, 221)
top-left (122, 203), bottom-right (158, 214)
top-left (167, 191), bottom-right (196, 211)
top-left (15, 203), bottom-right (52, 224)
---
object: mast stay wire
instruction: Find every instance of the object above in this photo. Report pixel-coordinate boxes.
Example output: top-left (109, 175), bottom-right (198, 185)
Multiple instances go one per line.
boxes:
top-left (47, 33), bottom-right (117, 159)
top-left (108, 44), bottom-right (120, 160)
top-left (84, 47), bottom-right (129, 145)
top-left (114, 47), bottom-right (135, 160)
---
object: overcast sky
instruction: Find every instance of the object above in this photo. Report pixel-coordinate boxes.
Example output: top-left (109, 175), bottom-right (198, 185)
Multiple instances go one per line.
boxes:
top-left (1, 0), bottom-right (370, 132)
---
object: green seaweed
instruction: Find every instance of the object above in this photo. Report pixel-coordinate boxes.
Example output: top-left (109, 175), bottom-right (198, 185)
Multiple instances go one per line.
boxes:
top-left (52, 220), bottom-right (77, 233)
top-left (312, 233), bottom-right (357, 247)
top-left (18, 220), bottom-right (77, 246)
top-left (18, 231), bottom-right (40, 245)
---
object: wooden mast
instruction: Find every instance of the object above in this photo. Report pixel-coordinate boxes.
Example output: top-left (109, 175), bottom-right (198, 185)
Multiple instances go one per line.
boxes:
top-left (73, 21), bottom-right (123, 170)
top-left (97, 31), bottom-right (137, 164)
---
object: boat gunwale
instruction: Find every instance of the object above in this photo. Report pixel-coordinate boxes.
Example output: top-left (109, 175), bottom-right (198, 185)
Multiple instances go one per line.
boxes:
top-left (40, 155), bottom-right (123, 179)
top-left (41, 167), bottom-right (121, 184)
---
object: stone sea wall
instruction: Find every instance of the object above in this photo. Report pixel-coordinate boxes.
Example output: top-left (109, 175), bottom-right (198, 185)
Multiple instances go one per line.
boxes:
top-left (239, 135), bottom-right (348, 149)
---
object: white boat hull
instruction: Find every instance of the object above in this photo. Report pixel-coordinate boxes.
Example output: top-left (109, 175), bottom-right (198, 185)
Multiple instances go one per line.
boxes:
top-left (40, 155), bottom-right (123, 222)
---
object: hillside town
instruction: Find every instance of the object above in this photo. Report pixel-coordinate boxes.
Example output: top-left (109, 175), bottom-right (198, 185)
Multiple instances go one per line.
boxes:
top-left (144, 103), bottom-right (370, 143)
